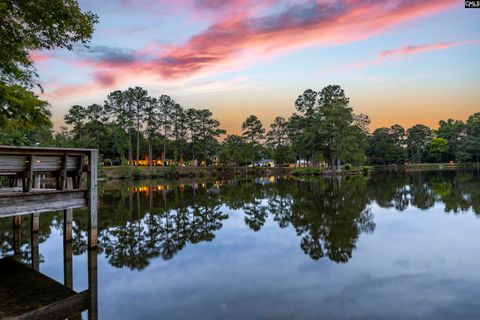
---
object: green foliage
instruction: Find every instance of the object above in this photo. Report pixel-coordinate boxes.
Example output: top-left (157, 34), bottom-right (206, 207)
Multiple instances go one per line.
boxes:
top-left (0, 0), bottom-right (97, 132)
top-left (407, 124), bottom-right (433, 163)
top-left (367, 125), bottom-right (407, 165)
top-left (119, 164), bottom-right (132, 179)
top-left (266, 116), bottom-right (294, 165)
top-left (129, 166), bottom-right (146, 179)
top-left (219, 135), bottom-right (249, 166)
top-left (197, 109), bottom-right (225, 165)
top-left (0, 123), bottom-right (53, 146)
top-left (1, 0), bottom-right (97, 88)
top-left (436, 119), bottom-right (465, 161)
top-left (0, 83), bottom-right (52, 129)
top-left (291, 85), bottom-right (369, 170)
top-left (427, 137), bottom-right (449, 162)
top-left (343, 163), bottom-right (352, 170)
top-left (455, 151), bottom-right (472, 163)
top-left (456, 113), bottom-right (480, 163)
top-left (242, 115), bottom-right (265, 166)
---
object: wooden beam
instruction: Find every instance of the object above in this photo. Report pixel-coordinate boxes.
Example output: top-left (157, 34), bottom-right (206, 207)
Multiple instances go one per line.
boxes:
top-left (0, 190), bottom-right (87, 217)
top-left (88, 150), bottom-right (98, 249)
top-left (0, 145), bottom-right (94, 156)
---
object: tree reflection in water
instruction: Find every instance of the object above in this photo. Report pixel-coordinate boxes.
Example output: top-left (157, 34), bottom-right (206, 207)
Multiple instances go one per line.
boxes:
top-left (1, 169), bottom-right (479, 269)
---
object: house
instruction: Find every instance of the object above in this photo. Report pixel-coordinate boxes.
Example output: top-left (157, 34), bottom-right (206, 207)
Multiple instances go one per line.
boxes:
top-left (254, 159), bottom-right (275, 167)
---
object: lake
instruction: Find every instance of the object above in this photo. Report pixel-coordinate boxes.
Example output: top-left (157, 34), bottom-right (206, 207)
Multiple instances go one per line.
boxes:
top-left (1, 169), bottom-right (480, 319)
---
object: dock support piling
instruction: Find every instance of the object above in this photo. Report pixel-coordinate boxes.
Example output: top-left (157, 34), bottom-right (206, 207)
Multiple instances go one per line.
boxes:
top-left (63, 243), bottom-right (73, 290)
top-left (88, 150), bottom-right (98, 249)
top-left (31, 213), bottom-right (39, 270)
top-left (13, 215), bottom-right (21, 255)
top-left (88, 248), bottom-right (98, 320)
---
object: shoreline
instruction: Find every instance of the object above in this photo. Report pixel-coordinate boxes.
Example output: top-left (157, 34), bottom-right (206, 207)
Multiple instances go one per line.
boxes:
top-left (99, 163), bottom-right (479, 181)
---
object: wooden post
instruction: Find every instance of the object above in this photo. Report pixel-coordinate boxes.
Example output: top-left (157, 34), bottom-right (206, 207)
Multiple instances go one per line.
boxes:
top-left (57, 154), bottom-right (68, 190)
top-left (27, 155), bottom-right (34, 192)
top-left (63, 242), bottom-right (73, 290)
top-left (88, 248), bottom-right (98, 320)
top-left (20, 153), bottom-right (32, 192)
top-left (73, 155), bottom-right (83, 189)
top-left (88, 150), bottom-right (98, 248)
top-left (13, 215), bottom-right (21, 255)
top-left (63, 208), bottom-right (73, 289)
top-left (31, 213), bottom-right (39, 271)
top-left (34, 173), bottom-right (41, 189)
top-left (31, 213), bottom-right (39, 231)
top-left (64, 209), bottom-right (73, 242)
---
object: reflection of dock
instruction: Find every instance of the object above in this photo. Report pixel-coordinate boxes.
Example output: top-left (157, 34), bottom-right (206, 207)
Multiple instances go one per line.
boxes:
top-left (0, 146), bottom-right (99, 319)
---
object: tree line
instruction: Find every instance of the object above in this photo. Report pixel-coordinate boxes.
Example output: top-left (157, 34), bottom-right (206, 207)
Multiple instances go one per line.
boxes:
top-left (51, 84), bottom-right (372, 169)
top-left (367, 115), bottom-right (480, 165)
top-left (2, 83), bottom-right (479, 168)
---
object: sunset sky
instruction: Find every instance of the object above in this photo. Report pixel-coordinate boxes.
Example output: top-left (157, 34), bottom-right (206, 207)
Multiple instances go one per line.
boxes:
top-left (33, 0), bottom-right (480, 134)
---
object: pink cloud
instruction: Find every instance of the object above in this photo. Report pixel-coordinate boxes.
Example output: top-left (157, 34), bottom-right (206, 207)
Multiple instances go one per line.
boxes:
top-left (30, 52), bottom-right (53, 63)
top-left (150, 0), bottom-right (456, 78)
top-left (46, 0), bottom-right (457, 97)
top-left (324, 39), bottom-right (480, 75)
top-left (379, 39), bottom-right (480, 59)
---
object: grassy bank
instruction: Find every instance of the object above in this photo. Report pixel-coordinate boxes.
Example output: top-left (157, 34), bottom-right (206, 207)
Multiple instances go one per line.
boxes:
top-left (101, 165), bottom-right (292, 180)
top-left (373, 162), bottom-right (479, 172)
top-left (290, 165), bottom-right (371, 176)
top-left (100, 162), bottom-right (478, 180)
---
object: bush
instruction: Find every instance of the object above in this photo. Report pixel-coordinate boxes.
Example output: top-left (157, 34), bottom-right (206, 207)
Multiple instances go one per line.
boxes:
top-left (361, 166), bottom-right (370, 174)
top-left (291, 167), bottom-right (322, 176)
top-left (167, 166), bottom-right (178, 176)
top-left (132, 166), bottom-right (144, 178)
top-left (344, 163), bottom-right (352, 170)
top-left (119, 164), bottom-right (132, 179)
top-left (155, 168), bottom-right (165, 178)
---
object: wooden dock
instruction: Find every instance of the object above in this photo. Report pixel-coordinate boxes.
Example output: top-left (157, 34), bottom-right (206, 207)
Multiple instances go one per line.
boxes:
top-left (0, 145), bottom-right (98, 248)
top-left (0, 146), bottom-right (99, 319)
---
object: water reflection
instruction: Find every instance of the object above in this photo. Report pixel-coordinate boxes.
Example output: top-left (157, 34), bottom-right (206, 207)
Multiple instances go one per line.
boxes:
top-left (1, 170), bottom-right (479, 270)
top-left (0, 211), bottom-right (98, 319)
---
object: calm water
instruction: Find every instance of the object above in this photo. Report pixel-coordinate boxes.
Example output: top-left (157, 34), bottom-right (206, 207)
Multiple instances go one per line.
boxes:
top-left (1, 170), bottom-right (480, 319)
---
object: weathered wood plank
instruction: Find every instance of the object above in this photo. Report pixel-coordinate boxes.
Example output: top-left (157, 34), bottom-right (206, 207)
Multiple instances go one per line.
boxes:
top-left (0, 155), bottom-right (83, 173)
top-left (0, 190), bottom-right (87, 217)
top-left (0, 145), bottom-right (94, 155)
